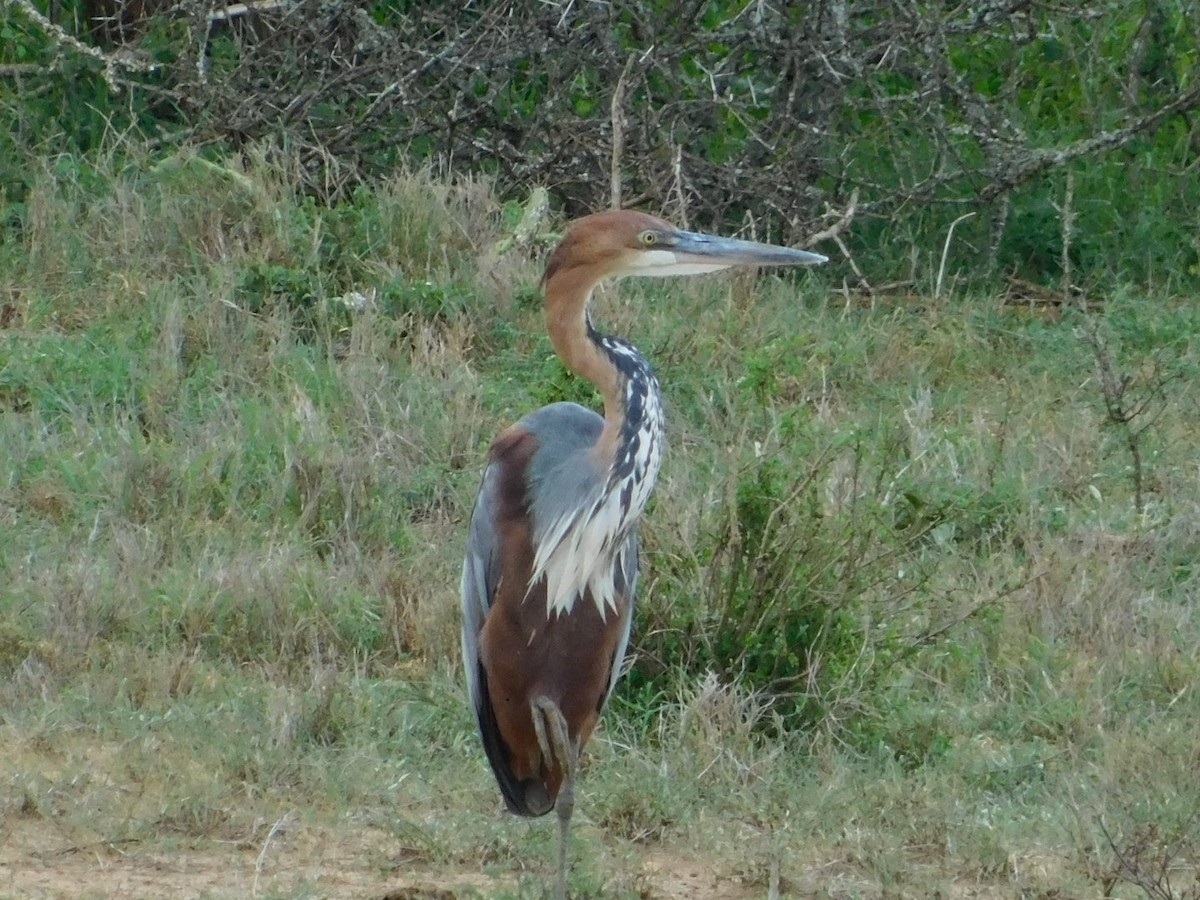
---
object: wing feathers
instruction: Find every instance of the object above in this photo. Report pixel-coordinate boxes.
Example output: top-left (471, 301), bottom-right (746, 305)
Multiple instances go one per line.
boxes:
top-left (460, 406), bottom-right (641, 818)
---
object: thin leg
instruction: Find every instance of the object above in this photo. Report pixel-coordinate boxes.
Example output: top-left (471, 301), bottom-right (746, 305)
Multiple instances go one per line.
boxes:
top-left (554, 751), bottom-right (576, 900)
top-left (532, 697), bottom-right (577, 900)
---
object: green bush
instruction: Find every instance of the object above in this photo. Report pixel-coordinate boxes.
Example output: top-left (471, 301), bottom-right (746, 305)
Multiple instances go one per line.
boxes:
top-left (5, 0), bottom-right (1198, 289)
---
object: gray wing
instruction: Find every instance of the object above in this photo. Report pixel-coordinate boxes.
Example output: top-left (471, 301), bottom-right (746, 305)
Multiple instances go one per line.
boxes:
top-left (522, 403), bottom-right (609, 553)
top-left (461, 459), bottom-right (501, 719)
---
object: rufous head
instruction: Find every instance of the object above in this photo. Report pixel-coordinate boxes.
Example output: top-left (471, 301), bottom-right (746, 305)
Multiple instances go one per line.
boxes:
top-left (543, 209), bottom-right (827, 285)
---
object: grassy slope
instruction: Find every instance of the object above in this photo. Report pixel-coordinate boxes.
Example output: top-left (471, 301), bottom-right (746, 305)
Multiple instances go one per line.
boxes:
top-left (1, 151), bottom-right (1198, 898)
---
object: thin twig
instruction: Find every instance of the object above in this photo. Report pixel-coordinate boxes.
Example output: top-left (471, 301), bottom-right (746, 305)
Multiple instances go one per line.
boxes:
top-left (830, 233), bottom-right (872, 298)
top-left (252, 810), bottom-right (296, 896)
top-left (1060, 169), bottom-right (1076, 304)
top-left (0, 63), bottom-right (41, 76)
top-left (35, 837), bottom-right (142, 860)
top-left (804, 187), bottom-right (859, 245)
top-left (207, 0), bottom-right (287, 23)
top-left (609, 52), bottom-right (639, 210)
top-left (7, 0), bottom-right (158, 89)
top-left (935, 212), bottom-right (976, 300)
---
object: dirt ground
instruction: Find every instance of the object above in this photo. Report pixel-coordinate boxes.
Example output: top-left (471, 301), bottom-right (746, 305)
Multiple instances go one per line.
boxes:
top-left (0, 818), bottom-right (751, 899)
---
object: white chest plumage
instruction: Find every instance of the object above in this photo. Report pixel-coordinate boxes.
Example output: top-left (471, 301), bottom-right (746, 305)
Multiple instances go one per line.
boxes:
top-left (529, 340), bottom-right (664, 619)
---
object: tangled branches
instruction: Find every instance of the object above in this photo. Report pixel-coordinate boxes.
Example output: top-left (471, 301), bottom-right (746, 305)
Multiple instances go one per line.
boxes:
top-left (9, 0), bottom-right (1200, 280)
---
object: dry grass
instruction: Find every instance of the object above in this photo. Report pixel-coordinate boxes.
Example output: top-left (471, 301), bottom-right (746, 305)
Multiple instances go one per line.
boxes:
top-left (1, 145), bottom-right (1198, 898)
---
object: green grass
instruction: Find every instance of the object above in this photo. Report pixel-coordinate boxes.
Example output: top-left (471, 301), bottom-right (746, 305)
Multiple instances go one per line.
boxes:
top-left (1, 147), bottom-right (1198, 898)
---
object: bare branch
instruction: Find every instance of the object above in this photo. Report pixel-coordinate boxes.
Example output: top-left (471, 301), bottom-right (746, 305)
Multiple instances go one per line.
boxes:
top-left (6, 0), bottom-right (158, 89)
top-left (9, 0), bottom-right (1194, 288)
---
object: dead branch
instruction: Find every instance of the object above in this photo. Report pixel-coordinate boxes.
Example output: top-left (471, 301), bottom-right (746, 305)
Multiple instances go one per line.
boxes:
top-left (7, 0), bottom-right (158, 89)
top-left (7, 0), bottom-right (1196, 289)
top-left (804, 188), bottom-right (859, 246)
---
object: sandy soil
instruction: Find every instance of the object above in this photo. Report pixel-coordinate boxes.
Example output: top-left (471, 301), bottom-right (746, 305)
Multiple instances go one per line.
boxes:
top-left (0, 818), bottom-right (751, 899)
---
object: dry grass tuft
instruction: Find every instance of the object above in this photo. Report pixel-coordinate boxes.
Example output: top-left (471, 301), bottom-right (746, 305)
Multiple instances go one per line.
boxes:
top-left (666, 671), bottom-right (780, 783)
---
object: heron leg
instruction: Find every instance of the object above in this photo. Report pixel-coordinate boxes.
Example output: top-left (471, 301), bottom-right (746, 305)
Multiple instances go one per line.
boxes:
top-left (554, 748), bottom-right (576, 900)
top-left (532, 697), bottom-right (577, 900)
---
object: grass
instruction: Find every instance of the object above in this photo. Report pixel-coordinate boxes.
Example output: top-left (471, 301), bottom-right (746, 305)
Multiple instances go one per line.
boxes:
top-left (1, 145), bottom-right (1198, 898)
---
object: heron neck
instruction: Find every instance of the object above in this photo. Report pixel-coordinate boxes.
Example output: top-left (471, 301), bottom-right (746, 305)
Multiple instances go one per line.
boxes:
top-left (543, 267), bottom-right (649, 464)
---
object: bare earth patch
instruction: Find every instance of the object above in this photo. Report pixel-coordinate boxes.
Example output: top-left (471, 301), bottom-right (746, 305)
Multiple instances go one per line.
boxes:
top-left (0, 818), bottom-right (760, 899)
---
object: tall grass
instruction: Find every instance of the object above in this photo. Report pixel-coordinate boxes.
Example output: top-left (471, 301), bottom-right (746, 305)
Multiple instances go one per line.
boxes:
top-left (1, 145), bottom-right (1197, 897)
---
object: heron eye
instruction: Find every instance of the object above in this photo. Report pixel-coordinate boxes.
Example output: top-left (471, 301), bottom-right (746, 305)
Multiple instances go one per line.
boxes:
top-left (639, 230), bottom-right (658, 246)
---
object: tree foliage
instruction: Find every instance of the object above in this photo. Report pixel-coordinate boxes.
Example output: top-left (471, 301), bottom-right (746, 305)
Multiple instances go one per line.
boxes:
top-left (3, 0), bottom-right (1200, 285)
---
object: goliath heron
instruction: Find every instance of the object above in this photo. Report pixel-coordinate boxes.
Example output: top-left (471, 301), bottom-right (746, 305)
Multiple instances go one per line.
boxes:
top-left (461, 209), bottom-right (826, 897)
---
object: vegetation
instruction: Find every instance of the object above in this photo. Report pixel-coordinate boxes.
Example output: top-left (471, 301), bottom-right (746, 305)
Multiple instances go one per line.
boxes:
top-left (3, 0), bottom-right (1200, 287)
top-left (1, 0), bottom-right (1198, 896)
top-left (1, 147), bottom-right (1197, 897)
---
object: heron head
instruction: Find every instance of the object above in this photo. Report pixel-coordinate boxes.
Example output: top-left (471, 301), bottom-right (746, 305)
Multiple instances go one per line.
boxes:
top-left (543, 209), bottom-right (827, 284)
